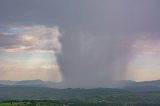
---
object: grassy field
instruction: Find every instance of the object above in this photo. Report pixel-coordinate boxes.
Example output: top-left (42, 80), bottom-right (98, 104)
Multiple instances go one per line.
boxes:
top-left (0, 100), bottom-right (160, 106)
top-left (0, 103), bottom-right (12, 106)
top-left (0, 101), bottom-right (64, 106)
top-left (0, 102), bottom-right (31, 106)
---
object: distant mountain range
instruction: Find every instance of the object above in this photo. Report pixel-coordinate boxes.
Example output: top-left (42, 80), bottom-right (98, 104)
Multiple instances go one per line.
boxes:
top-left (0, 79), bottom-right (160, 89)
top-left (0, 79), bottom-right (63, 88)
top-left (0, 80), bottom-right (160, 100)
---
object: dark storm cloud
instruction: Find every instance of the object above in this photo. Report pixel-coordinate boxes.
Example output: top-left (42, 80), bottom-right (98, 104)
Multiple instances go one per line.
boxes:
top-left (0, 0), bottom-right (160, 87)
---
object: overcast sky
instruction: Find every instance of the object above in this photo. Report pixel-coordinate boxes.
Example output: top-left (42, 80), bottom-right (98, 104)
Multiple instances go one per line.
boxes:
top-left (0, 0), bottom-right (160, 88)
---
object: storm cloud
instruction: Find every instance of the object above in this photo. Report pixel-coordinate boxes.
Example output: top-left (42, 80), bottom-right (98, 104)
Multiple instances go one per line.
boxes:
top-left (0, 0), bottom-right (160, 88)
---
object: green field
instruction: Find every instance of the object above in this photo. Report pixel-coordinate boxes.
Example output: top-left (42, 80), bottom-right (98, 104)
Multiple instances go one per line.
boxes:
top-left (0, 101), bottom-right (64, 106)
top-left (0, 87), bottom-right (160, 106)
top-left (0, 102), bottom-right (31, 106)
top-left (0, 103), bottom-right (12, 106)
top-left (0, 100), bottom-right (160, 106)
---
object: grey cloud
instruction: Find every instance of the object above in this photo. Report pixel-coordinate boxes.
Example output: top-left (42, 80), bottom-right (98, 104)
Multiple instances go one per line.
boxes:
top-left (0, 33), bottom-right (22, 49)
top-left (0, 0), bottom-right (160, 87)
top-left (0, 0), bottom-right (159, 33)
top-left (0, 25), bottom-right (61, 53)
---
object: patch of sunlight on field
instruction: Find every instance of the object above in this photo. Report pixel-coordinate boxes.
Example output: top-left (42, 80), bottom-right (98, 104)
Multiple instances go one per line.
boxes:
top-left (0, 103), bottom-right (12, 106)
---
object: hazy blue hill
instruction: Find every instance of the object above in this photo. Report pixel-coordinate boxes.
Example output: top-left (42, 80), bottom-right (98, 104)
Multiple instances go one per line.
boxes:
top-left (124, 86), bottom-right (160, 92)
top-left (0, 80), bottom-right (63, 88)
top-left (124, 80), bottom-right (160, 89)
top-left (1, 80), bottom-right (160, 89)
top-left (14, 79), bottom-right (45, 86)
top-left (0, 84), bottom-right (11, 87)
top-left (0, 80), bottom-right (160, 103)
top-left (135, 80), bottom-right (160, 87)
top-left (0, 80), bottom-right (17, 85)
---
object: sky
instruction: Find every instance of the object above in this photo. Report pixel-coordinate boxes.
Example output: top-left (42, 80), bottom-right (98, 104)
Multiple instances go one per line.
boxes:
top-left (0, 0), bottom-right (160, 88)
